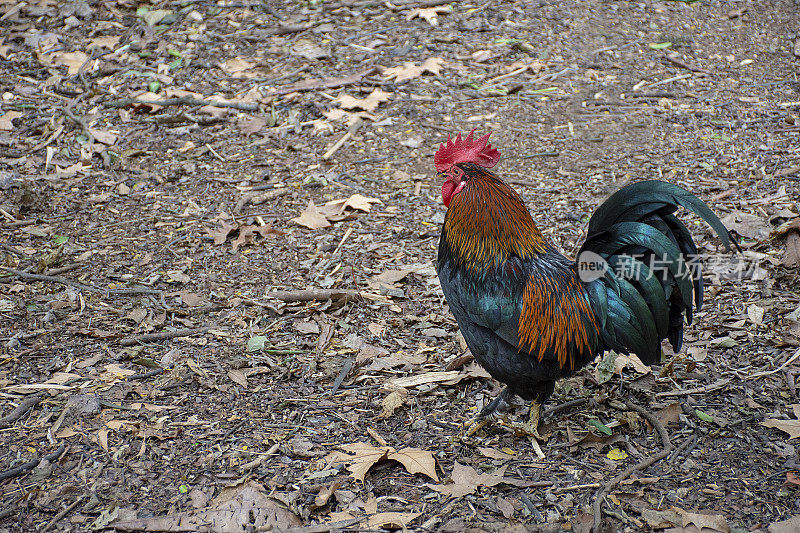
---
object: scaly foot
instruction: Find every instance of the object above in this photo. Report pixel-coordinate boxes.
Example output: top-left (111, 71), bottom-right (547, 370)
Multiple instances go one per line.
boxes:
top-left (462, 387), bottom-right (512, 437)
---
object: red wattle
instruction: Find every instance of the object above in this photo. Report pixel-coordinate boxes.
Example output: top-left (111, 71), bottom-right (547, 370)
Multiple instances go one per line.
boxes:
top-left (441, 180), bottom-right (455, 207)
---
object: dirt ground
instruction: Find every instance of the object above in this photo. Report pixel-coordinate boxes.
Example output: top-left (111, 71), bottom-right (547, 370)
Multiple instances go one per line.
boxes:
top-left (1, 0), bottom-right (799, 531)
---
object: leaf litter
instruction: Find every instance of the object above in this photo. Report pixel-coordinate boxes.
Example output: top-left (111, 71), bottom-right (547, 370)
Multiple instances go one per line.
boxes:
top-left (0, 0), bottom-right (798, 531)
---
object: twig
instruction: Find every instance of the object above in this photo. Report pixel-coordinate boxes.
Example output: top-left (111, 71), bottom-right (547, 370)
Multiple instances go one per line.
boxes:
top-left (553, 482), bottom-right (601, 493)
top-left (264, 67), bottom-right (377, 97)
top-left (543, 397), bottom-right (589, 419)
top-left (0, 394), bottom-right (43, 428)
top-left (664, 53), bottom-right (710, 74)
top-left (647, 73), bottom-right (692, 88)
top-left (42, 495), bottom-right (85, 531)
top-left (263, 516), bottom-right (365, 533)
top-left (592, 399), bottom-right (673, 531)
top-left (655, 378), bottom-right (731, 397)
top-left (323, 118), bottom-right (363, 160)
top-left (314, 225), bottom-right (354, 282)
top-left (267, 289), bottom-right (361, 303)
top-left (1, 267), bottom-right (163, 300)
top-left (104, 96), bottom-right (258, 112)
top-left (742, 347), bottom-right (800, 380)
top-left (0, 444), bottom-right (66, 482)
top-left (120, 327), bottom-right (209, 346)
top-left (326, 358), bottom-right (353, 397)
top-left (1, 267), bottom-right (104, 293)
top-left (384, 0), bottom-right (453, 10)
top-left (128, 368), bottom-right (164, 381)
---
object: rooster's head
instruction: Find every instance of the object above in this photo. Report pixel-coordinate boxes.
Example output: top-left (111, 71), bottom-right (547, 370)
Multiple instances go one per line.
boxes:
top-left (434, 129), bottom-right (501, 207)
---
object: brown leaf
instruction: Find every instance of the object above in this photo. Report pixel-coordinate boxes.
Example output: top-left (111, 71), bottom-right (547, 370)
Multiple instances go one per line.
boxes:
top-left (761, 418), bottom-right (800, 439)
top-left (496, 497), bottom-right (515, 518)
top-left (232, 224), bottom-right (284, 251)
top-left (769, 515), bottom-right (800, 533)
top-left (383, 57), bottom-right (444, 82)
top-left (380, 390), bottom-right (407, 418)
top-left (335, 88), bottom-right (392, 113)
top-left (238, 116), bottom-right (267, 136)
top-left (367, 512), bottom-right (420, 529)
top-left (219, 57), bottom-right (258, 79)
top-left (674, 507), bottom-right (730, 533)
top-left (614, 353), bottom-right (651, 375)
top-left (782, 232), bottom-right (800, 268)
top-left (325, 442), bottom-right (438, 482)
top-left (427, 462), bottom-right (507, 498)
top-left (292, 200), bottom-right (332, 230)
top-left (291, 38), bottom-right (330, 60)
top-left (657, 403), bottom-right (682, 426)
top-left (112, 481), bottom-right (301, 532)
top-left (178, 291), bottom-right (206, 307)
top-left (0, 111), bottom-right (23, 131)
top-left (478, 447), bottom-right (515, 461)
top-left (227, 369), bottom-right (248, 389)
top-left (406, 6), bottom-right (451, 26)
top-left (720, 211), bottom-right (770, 240)
top-left (206, 221), bottom-right (238, 245)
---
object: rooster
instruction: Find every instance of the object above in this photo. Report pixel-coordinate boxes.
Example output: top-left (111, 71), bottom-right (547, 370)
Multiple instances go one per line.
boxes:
top-left (435, 130), bottom-right (736, 438)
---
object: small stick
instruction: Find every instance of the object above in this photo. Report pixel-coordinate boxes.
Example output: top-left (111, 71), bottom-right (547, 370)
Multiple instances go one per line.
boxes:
top-left (0, 444), bottom-right (66, 482)
top-left (104, 95), bottom-right (258, 112)
top-left (326, 358), bottom-right (353, 397)
top-left (267, 289), bottom-right (360, 303)
top-left (261, 517), bottom-right (365, 533)
top-left (543, 397), bottom-right (589, 419)
top-left (647, 73), bottom-right (692, 88)
top-left (1, 267), bottom-right (104, 293)
top-left (42, 495), bottom-right (85, 531)
top-left (553, 482), bottom-right (601, 493)
top-left (120, 327), bottom-right (209, 346)
top-left (128, 368), bottom-right (164, 381)
top-left (592, 399), bottom-right (673, 531)
top-left (323, 118), bottom-right (362, 160)
top-left (0, 394), bottom-right (43, 428)
top-left (655, 378), bottom-right (731, 397)
top-left (743, 347), bottom-right (800, 380)
top-left (664, 53), bottom-right (710, 74)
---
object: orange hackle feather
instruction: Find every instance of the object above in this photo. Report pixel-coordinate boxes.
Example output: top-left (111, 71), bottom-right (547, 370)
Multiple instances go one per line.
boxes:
top-left (518, 275), bottom-right (597, 368)
top-left (442, 170), bottom-right (549, 269)
top-left (443, 167), bottom-right (597, 369)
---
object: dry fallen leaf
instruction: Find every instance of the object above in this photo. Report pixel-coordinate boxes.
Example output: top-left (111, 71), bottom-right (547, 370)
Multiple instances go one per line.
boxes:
top-left (720, 211), bottom-right (770, 240)
top-left (406, 5), bottom-right (451, 26)
top-left (112, 481), bottom-right (300, 532)
top-left (761, 418), bottom-right (800, 439)
top-left (0, 111), bottom-right (22, 131)
top-left (383, 57), bottom-right (444, 82)
top-left (292, 200), bottom-right (332, 230)
top-left (291, 38), bottom-right (330, 60)
top-left (368, 512), bottom-right (420, 529)
top-left (674, 507), bottom-right (730, 533)
top-left (614, 353), bottom-right (651, 375)
top-left (325, 442), bottom-right (438, 482)
top-left (427, 462), bottom-right (508, 498)
top-left (335, 88), bottom-right (392, 112)
top-left (238, 116), bottom-right (267, 136)
top-left (42, 51), bottom-right (89, 76)
top-left (219, 57), bottom-right (258, 79)
top-left (769, 515), bottom-right (800, 533)
top-left (321, 108), bottom-right (376, 127)
top-left (380, 389), bottom-right (408, 418)
top-left (657, 402), bottom-right (682, 426)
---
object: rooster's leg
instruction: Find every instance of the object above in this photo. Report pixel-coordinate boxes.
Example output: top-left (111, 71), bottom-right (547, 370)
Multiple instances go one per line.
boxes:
top-left (500, 399), bottom-right (543, 439)
top-left (497, 399), bottom-right (545, 458)
top-left (463, 387), bottom-right (512, 436)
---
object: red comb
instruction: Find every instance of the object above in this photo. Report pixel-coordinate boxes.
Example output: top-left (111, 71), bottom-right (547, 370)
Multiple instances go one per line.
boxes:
top-left (434, 129), bottom-right (501, 172)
